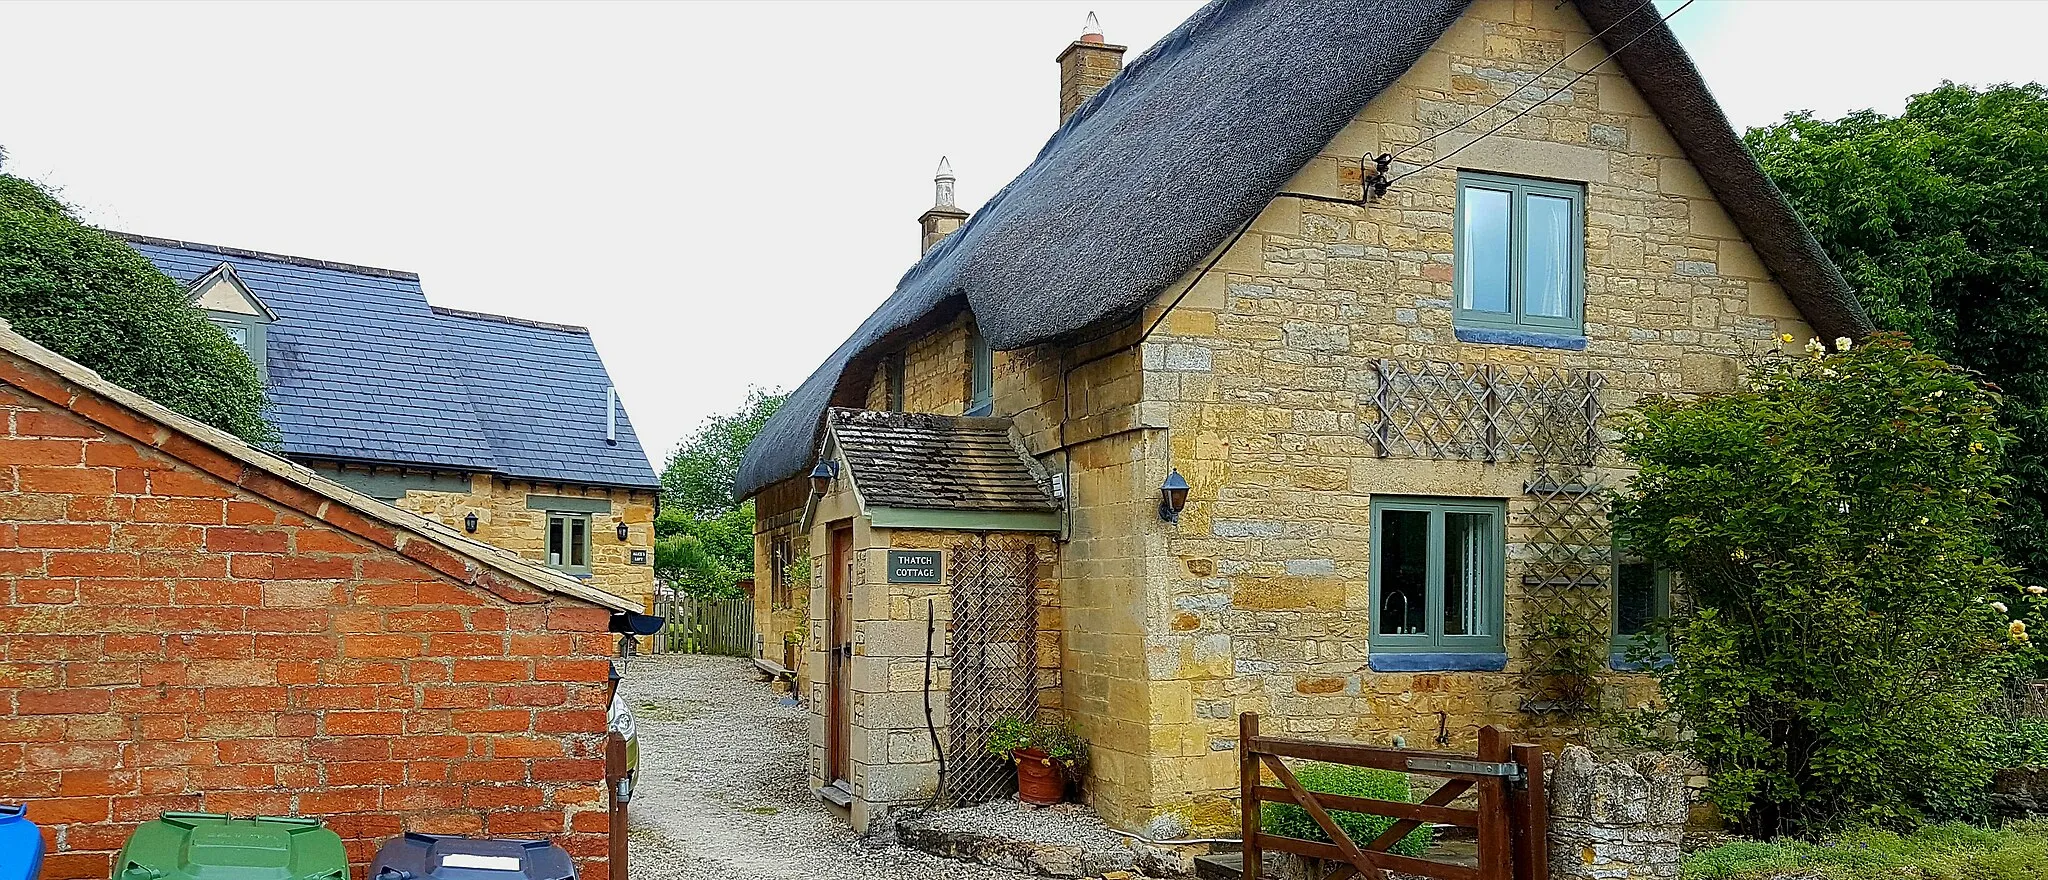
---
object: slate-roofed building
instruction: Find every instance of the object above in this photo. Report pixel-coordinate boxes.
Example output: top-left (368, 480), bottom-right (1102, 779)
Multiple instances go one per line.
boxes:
top-left (739, 0), bottom-right (1871, 835)
top-left (125, 234), bottom-right (660, 604)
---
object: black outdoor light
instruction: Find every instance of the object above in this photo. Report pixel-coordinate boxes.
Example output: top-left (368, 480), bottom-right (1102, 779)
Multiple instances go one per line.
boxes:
top-left (463, 512), bottom-right (479, 533)
top-left (810, 459), bottom-right (839, 496)
top-left (1159, 469), bottom-right (1190, 523)
top-left (616, 521), bottom-right (630, 542)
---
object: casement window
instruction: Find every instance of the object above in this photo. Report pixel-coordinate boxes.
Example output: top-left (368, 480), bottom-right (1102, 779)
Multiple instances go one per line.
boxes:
top-left (1612, 549), bottom-right (1671, 655)
top-left (546, 512), bottom-right (592, 575)
top-left (966, 331), bottom-right (993, 416)
top-left (206, 315), bottom-right (268, 381)
top-left (1454, 171), bottom-right (1586, 335)
top-left (770, 535), bottom-right (795, 608)
top-left (1369, 496), bottom-right (1506, 654)
top-left (885, 354), bottom-right (906, 412)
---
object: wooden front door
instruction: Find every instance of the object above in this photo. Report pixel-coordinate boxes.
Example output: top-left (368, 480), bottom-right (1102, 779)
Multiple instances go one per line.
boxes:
top-left (826, 525), bottom-right (853, 785)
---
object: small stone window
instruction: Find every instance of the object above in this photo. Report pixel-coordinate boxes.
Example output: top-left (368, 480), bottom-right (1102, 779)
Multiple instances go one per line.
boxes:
top-left (1454, 171), bottom-right (1585, 337)
top-left (966, 331), bottom-right (993, 417)
top-left (1369, 496), bottom-right (1506, 656)
top-left (770, 535), bottom-right (795, 608)
top-left (547, 512), bottom-right (592, 575)
top-left (885, 354), bottom-right (906, 413)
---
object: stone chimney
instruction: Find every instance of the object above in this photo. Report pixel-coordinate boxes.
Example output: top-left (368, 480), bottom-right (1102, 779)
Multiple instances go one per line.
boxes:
top-left (918, 157), bottom-right (969, 254)
top-left (1056, 12), bottom-right (1126, 123)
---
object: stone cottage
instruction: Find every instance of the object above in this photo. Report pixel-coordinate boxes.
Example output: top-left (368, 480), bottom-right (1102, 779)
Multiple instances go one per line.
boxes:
top-left (124, 235), bottom-right (660, 604)
top-left (0, 323), bottom-right (630, 879)
top-left (735, 0), bottom-right (1870, 834)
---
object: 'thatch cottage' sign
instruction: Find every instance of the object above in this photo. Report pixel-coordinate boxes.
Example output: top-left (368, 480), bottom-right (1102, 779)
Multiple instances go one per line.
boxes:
top-left (887, 550), bottom-right (943, 584)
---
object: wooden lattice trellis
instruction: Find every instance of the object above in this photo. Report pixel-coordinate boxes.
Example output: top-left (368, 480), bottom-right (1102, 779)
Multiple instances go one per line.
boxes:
top-left (1367, 360), bottom-right (1604, 465)
top-left (1368, 360), bottom-right (1615, 716)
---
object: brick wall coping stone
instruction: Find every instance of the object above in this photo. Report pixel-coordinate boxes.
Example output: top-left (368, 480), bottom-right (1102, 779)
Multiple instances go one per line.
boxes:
top-left (0, 320), bottom-right (632, 613)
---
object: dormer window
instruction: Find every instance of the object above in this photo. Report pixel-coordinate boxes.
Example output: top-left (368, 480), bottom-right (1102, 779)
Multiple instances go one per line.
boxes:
top-left (185, 263), bottom-right (277, 382)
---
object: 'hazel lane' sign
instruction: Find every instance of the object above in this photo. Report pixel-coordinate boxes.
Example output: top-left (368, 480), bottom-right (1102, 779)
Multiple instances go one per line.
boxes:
top-left (887, 550), bottom-right (943, 584)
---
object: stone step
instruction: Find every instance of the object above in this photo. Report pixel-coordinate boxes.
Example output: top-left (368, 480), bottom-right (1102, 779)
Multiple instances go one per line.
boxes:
top-left (1193, 853), bottom-right (1249, 880)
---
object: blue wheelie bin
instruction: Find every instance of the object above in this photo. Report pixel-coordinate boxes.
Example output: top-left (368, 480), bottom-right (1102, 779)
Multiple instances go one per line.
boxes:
top-left (369, 833), bottom-right (575, 880)
top-left (0, 804), bottom-right (43, 880)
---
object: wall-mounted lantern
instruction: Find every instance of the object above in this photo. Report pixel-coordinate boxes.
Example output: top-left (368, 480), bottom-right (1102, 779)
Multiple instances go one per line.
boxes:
top-left (463, 512), bottom-right (480, 533)
top-left (810, 459), bottom-right (840, 496)
top-left (616, 521), bottom-right (630, 542)
top-left (1159, 469), bottom-right (1190, 523)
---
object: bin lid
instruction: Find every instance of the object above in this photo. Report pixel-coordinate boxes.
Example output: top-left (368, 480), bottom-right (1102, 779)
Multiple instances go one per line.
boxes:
top-left (370, 833), bottom-right (575, 880)
top-left (115, 813), bottom-right (346, 880)
top-left (0, 804), bottom-right (44, 880)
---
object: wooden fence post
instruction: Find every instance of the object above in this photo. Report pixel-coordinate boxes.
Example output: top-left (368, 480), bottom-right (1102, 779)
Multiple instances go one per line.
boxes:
top-left (1240, 713), bottom-right (1261, 880)
top-left (606, 731), bottom-right (628, 880)
top-left (1509, 742), bottom-right (1549, 880)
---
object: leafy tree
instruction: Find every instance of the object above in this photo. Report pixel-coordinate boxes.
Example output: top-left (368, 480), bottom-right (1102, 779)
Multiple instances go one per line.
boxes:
top-left (661, 387), bottom-right (784, 517)
top-left (656, 388), bottom-right (785, 595)
top-left (0, 171), bottom-right (273, 443)
top-left (652, 504), bottom-right (754, 597)
top-left (1613, 335), bottom-right (2042, 837)
top-left (1745, 83), bottom-right (2048, 612)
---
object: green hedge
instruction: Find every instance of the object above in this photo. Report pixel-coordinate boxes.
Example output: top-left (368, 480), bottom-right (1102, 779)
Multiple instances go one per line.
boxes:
top-left (1684, 821), bottom-right (2048, 880)
top-left (1258, 762), bottom-right (1433, 857)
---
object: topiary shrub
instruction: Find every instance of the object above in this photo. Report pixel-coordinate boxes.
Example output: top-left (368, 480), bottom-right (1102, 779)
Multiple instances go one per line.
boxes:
top-left (1258, 762), bottom-right (1433, 856)
top-left (0, 172), bottom-right (272, 443)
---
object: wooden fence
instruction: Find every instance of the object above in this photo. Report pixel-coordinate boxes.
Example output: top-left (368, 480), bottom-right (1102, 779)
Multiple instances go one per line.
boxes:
top-left (1240, 713), bottom-right (1548, 880)
top-left (649, 592), bottom-right (754, 656)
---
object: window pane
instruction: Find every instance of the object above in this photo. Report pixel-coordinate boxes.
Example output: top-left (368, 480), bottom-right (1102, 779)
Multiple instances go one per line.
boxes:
top-left (1378, 510), bottom-right (1429, 636)
top-left (1524, 193), bottom-right (1575, 319)
top-left (569, 517), bottom-right (588, 567)
top-left (1460, 186), bottom-right (1512, 313)
top-left (548, 517), bottom-right (565, 566)
top-left (1616, 561), bottom-right (1658, 637)
top-left (1443, 512), bottom-right (1490, 636)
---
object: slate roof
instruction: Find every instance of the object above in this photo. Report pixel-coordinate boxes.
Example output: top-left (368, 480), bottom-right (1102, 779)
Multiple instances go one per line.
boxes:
top-left (0, 320), bottom-right (635, 613)
top-left (829, 409), bottom-right (1057, 512)
top-left (734, 0), bottom-right (1873, 500)
top-left (124, 235), bottom-right (659, 490)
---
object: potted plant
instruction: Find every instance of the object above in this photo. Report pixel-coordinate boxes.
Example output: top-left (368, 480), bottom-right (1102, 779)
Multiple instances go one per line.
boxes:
top-left (985, 715), bottom-right (1088, 805)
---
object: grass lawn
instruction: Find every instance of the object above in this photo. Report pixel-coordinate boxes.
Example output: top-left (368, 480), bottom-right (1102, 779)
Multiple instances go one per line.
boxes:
top-left (1685, 821), bottom-right (2048, 879)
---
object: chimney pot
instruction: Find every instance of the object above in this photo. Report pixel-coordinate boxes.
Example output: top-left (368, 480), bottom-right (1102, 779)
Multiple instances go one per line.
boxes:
top-left (918, 156), bottom-right (969, 255)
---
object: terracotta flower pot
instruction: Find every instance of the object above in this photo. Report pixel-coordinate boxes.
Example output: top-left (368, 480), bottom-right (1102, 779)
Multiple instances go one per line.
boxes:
top-left (1012, 747), bottom-right (1066, 805)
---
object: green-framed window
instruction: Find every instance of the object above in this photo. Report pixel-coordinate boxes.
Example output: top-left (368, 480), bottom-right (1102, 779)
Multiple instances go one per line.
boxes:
top-left (205, 313), bottom-right (268, 382)
top-left (1454, 171), bottom-right (1585, 335)
top-left (966, 331), bottom-right (993, 416)
top-left (1369, 496), bottom-right (1506, 653)
top-left (1612, 549), bottom-right (1671, 655)
top-left (546, 512), bottom-right (592, 575)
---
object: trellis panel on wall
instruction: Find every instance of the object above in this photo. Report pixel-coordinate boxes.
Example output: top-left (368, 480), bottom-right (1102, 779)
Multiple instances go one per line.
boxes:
top-left (1366, 360), bottom-right (1617, 717)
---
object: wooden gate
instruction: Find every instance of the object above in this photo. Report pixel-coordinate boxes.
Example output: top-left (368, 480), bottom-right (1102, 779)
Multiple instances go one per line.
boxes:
top-left (1239, 714), bottom-right (1548, 880)
top-left (648, 591), bottom-right (754, 656)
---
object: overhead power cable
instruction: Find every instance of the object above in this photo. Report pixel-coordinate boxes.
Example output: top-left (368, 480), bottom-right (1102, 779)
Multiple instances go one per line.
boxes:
top-left (1386, 0), bottom-right (1661, 166)
top-left (1385, 0), bottom-right (1697, 187)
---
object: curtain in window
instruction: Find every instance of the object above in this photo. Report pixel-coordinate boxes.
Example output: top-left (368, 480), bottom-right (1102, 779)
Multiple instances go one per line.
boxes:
top-left (1524, 194), bottom-right (1573, 319)
top-left (1443, 512), bottom-right (1486, 636)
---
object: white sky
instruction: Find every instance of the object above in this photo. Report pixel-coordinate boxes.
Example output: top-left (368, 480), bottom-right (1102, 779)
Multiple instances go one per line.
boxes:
top-left (2, 0), bottom-right (2044, 465)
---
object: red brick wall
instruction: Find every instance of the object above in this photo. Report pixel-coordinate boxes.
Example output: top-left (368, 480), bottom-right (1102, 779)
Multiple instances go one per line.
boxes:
top-left (0, 373), bottom-right (617, 878)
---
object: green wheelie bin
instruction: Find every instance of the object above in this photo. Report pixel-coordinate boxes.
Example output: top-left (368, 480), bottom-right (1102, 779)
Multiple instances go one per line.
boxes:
top-left (113, 813), bottom-right (346, 880)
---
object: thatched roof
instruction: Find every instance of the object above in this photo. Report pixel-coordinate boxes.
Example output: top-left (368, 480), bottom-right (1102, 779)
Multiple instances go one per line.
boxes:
top-left (737, 0), bottom-right (1870, 499)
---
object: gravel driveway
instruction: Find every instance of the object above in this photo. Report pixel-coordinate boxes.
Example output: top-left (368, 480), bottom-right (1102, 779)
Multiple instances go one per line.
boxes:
top-left (619, 654), bottom-right (1035, 880)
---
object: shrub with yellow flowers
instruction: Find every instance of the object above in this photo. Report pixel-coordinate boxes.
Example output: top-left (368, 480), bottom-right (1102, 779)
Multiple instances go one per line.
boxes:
top-left (1614, 332), bottom-right (2040, 838)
